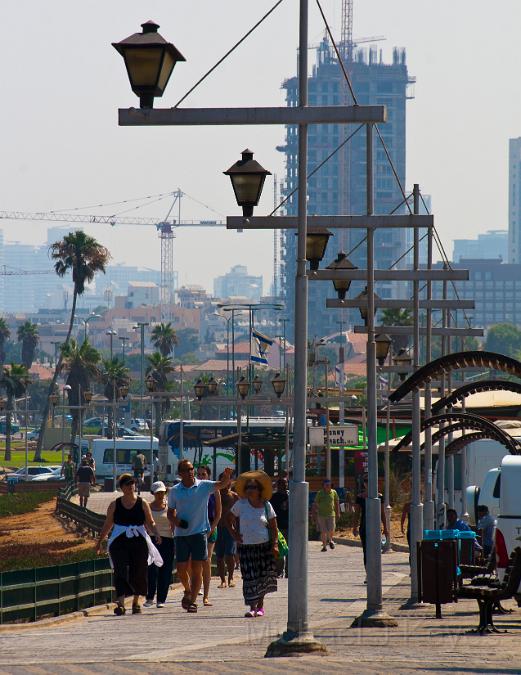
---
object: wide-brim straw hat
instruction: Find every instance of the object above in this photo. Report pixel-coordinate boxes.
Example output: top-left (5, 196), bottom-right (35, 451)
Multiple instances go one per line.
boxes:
top-left (235, 470), bottom-right (273, 500)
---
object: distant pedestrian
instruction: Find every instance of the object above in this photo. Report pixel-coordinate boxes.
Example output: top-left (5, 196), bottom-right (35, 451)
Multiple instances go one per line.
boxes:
top-left (96, 473), bottom-right (163, 616)
top-left (168, 460), bottom-right (233, 613)
top-left (85, 451), bottom-right (96, 473)
top-left (445, 508), bottom-right (471, 532)
top-left (227, 470), bottom-right (278, 618)
top-left (132, 451), bottom-right (147, 494)
top-left (270, 477), bottom-right (289, 577)
top-left (76, 457), bottom-right (95, 509)
top-left (197, 465), bottom-right (222, 606)
top-left (61, 453), bottom-right (75, 489)
top-left (353, 475), bottom-right (388, 581)
top-left (477, 505), bottom-right (496, 558)
top-left (216, 474), bottom-right (238, 588)
top-left (144, 481), bottom-right (175, 609)
top-left (312, 479), bottom-right (340, 552)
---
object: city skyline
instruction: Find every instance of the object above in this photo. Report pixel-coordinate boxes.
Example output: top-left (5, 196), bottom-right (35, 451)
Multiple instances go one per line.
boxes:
top-left (0, 1), bottom-right (520, 294)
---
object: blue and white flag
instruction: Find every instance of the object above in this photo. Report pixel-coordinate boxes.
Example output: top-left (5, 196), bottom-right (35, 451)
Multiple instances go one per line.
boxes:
top-left (335, 363), bottom-right (345, 387)
top-left (250, 329), bottom-right (273, 366)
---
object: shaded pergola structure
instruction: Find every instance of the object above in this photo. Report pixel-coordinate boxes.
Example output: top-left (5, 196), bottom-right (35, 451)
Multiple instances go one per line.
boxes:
top-left (389, 351), bottom-right (521, 405)
top-left (393, 411), bottom-right (521, 456)
top-left (431, 379), bottom-right (521, 415)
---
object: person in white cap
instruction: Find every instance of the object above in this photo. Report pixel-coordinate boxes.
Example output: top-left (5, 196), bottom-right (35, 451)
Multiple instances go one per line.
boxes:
top-left (144, 481), bottom-right (174, 608)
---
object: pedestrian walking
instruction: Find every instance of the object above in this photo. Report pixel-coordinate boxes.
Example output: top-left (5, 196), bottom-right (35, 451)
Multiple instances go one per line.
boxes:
top-left (227, 470), bottom-right (278, 618)
top-left (353, 475), bottom-right (388, 581)
top-left (132, 451), bottom-right (147, 495)
top-left (216, 474), bottom-right (238, 588)
top-left (61, 453), bottom-right (75, 489)
top-left (168, 459), bottom-right (232, 613)
top-left (312, 479), bottom-right (340, 552)
top-left (144, 481), bottom-right (175, 609)
top-left (76, 457), bottom-right (96, 509)
top-left (85, 451), bottom-right (96, 473)
top-left (270, 477), bottom-right (289, 577)
top-left (197, 465), bottom-right (222, 606)
top-left (96, 473), bottom-right (163, 616)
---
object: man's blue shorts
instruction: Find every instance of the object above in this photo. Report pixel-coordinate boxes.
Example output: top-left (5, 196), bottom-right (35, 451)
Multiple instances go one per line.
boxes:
top-left (215, 525), bottom-right (237, 558)
top-left (175, 533), bottom-right (208, 563)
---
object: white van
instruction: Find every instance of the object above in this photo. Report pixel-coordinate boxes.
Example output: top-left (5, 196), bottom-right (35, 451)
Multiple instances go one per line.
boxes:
top-left (495, 455), bottom-right (521, 584)
top-left (466, 467), bottom-right (501, 526)
top-left (90, 437), bottom-right (160, 481)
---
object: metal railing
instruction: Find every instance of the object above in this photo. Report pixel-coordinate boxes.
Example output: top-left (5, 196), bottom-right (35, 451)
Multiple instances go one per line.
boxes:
top-left (0, 558), bottom-right (114, 624)
top-left (55, 493), bottom-right (105, 536)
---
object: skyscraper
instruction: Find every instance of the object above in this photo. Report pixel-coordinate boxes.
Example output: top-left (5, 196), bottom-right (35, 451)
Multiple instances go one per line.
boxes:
top-left (508, 138), bottom-right (521, 263)
top-left (279, 40), bottom-right (414, 337)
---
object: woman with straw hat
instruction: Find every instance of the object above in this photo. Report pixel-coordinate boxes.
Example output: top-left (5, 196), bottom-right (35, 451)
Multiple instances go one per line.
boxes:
top-left (226, 470), bottom-right (279, 618)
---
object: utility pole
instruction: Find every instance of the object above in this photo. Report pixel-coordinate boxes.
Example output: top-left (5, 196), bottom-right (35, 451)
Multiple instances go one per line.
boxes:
top-left (135, 322), bottom-right (149, 419)
top-left (336, 317), bottom-right (346, 489)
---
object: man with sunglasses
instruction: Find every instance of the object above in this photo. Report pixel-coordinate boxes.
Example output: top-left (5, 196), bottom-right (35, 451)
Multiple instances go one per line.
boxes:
top-left (167, 459), bottom-right (233, 613)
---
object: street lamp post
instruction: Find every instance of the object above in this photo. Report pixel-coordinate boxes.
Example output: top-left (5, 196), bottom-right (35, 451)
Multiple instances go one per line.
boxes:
top-left (119, 336), bottom-right (130, 363)
top-left (134, 322), bottom-right (150, 419)
top-left (83, 314), bottom-right (101, 343)
top-left (106, 329), bottom-right (117, 359)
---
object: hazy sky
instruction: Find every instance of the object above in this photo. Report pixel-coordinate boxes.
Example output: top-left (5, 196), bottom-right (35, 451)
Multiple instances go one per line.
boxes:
top-left (1, 0), bottom-right (520, 293)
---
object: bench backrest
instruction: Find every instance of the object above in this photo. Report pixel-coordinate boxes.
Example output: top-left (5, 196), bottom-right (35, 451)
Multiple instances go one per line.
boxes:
top-left (501, 547), bottom-right (521, 597)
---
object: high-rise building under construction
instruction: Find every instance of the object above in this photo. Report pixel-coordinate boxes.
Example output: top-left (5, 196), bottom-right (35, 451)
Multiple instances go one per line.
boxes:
top-left (278, 39), bottom-right (414, 338)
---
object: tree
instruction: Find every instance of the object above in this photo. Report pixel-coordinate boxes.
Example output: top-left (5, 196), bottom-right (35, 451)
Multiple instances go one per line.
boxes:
top-left (17, 321), bottom-right (39, 370)
top-left (380, 308), bottom-right (413, 352)
top-left (0, 318), bottom-right (11, 367)
top-left (36, 231), bottom-right (110, 459)
top-left (146, 352), bottom-right (175, 435)
top-left (60, 339), bottom-right (101, 444)
top-left (485, 323), bottom-right (521, 358)
top-left (175, 327), bottom-right (199, 358)
top-left (99, 357), bottom-right (131, 439)
top-left (0, 364), bottom-right (31, 462)
top-left (151, 322), bottom-right (178, 357)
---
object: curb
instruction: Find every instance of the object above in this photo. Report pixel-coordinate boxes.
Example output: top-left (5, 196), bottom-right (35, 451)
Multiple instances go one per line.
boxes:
top-left (333, 537), bottom-right (409, 553)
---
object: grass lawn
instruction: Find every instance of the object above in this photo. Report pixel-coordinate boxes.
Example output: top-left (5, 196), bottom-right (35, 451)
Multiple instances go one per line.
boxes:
top-left (0, 490), bottom-right (55, 518)
top-left (0, 450), bottom-right (64, 470)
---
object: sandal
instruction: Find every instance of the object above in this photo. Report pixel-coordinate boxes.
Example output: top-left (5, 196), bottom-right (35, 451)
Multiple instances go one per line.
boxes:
top-left (218, 581), bottom-right (227, 588)
top-left (114, 604), bottom-right (126, 616)
top-left (244, 610), bottom-right (255, 618)
top-left (132, 604), bottom-right (141, 614)
top-left (203, 598), bottom-right (212, 606)
top-left (228, 579), bottom-right (236, 588)
top-left (187, 603), bottom-right (198, 613)
top-left (181, 592), bottom-right (191, 609)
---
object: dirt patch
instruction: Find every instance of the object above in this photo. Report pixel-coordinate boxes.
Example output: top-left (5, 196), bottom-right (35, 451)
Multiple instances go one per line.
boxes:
top-left (336, 507), bottom-right (409, 547)
top-left (0, 498), bottom-right (95, 571)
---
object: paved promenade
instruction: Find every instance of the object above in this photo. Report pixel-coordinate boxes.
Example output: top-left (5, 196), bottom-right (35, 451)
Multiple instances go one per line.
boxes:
top-left (2, 493), bottom-right (520, 673)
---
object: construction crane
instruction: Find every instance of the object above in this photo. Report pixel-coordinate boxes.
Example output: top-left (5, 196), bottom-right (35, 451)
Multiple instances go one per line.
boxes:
top-left (0, 190), bottom-right (225, 321)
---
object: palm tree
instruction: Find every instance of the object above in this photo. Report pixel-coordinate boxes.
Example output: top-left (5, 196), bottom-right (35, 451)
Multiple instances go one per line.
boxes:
top-left (146, 352), bottom-right (175, 435)
top-left (0, 364), bottom-right (31, 462)
top-left (151, 322), bottom-right (177, 357)
top-left (60, 339), bottom-right (101, 444)
top-left (99, 358), bottom-right (131, 439)
top-left (17, 321), bottom-right (39, 370)
top-left (35, 231), bottom-right (110, 459)
top-left (0, 319), bottom-right (11, 367)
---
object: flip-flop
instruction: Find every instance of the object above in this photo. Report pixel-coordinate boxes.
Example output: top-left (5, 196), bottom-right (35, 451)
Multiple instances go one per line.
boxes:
top-left (187, 603), bottom-right (198, 613)
top-left (203, 598), bottom-right (213, 606)
top-left (218, 581), bottom-right (227, 588)
top-left (228, 579), bottom-right (236, 587)
top-left (244, 610), bottom-right (255, 618)
top-left (114, 605), bottom-right (126, 616)
top-left (181, 593), bottom-right (191, 609)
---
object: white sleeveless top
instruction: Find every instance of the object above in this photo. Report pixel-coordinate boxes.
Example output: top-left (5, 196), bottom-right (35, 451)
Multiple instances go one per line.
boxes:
top-left (151, 504), bottom-right (173, 538)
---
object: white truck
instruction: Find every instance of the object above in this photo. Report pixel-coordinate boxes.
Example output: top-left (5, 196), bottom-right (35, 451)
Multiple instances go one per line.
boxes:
top-left (494, 455), bottom-right (521, 584)
top-left (89, 437), bottom-right (160, 482)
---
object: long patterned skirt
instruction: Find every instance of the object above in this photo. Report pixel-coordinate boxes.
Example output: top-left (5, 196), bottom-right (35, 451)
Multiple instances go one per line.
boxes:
top-left (238, 541), bottom-right (277, 606)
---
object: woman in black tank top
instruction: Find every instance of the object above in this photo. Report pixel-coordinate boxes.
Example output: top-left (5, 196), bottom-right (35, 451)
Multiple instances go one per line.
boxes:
top-left (96, 474), bottom-right (161, 616)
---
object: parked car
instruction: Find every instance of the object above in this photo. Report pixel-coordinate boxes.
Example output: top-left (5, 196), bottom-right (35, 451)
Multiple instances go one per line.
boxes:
top-left (31, 467), bottom-right (65, 482)
top-left (129, 418), bottom-right (147, 432)
top-left (0, 421), bottom-right (20, 434)
top-left (11, 466), bottom-right (60, 481)
top-left (84, 416), bottom-right (107, 428)
top-left (98, 426), bottom-right (140, 438)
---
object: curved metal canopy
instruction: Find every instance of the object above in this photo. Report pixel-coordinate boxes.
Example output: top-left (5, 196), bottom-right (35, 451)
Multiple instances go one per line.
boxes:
top-left (389, 351), bottom-right (521, 404)
top-left (393, 411), bottom-right (520, 455)
top-left (431, 379), bottom-right (521, 415)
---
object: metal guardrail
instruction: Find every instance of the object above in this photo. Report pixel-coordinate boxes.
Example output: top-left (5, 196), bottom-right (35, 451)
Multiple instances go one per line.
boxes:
top-left (55, 494), bottom-right (105, 536)
top-left (0, 558), bottom-right (114, 624)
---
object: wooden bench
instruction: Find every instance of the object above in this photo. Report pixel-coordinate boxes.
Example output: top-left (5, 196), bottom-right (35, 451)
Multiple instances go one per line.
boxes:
top-left (457, 547), bottom-right (521, 634)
